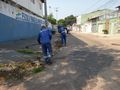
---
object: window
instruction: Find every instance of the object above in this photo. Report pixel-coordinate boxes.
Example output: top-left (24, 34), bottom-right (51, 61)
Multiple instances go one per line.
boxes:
top-left (31, 0), bottom-right (35, 4)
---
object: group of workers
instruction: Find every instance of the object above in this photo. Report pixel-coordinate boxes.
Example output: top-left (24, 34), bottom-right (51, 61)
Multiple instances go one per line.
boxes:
top-left (37, 25), bottom-right (68, 64)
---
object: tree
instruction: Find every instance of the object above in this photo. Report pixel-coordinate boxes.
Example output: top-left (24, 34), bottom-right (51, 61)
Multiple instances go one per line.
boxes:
top-left (57, 19), bottom-right (66, 26)
top-left (47, 13), bottom-right (57, 25)
top-left (65, 15), bottom-right (76, 26)
top-left (58, 15), bottom-right (76, 26)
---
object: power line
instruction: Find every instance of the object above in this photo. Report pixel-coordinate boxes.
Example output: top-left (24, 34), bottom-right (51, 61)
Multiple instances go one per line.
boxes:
top-left (97, 0), bottom-right (120, 10)
top-left (106, 0), bottom-right (120, 9)
top-left (97, 0), bottom-right (113, 9)
top-left (84, 0), bottom-right (106, 13)
top-left (84, 0), bottom-right (120, 13)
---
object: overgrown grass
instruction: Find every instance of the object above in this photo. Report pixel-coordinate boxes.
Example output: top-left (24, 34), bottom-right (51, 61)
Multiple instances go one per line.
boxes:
top-left (17, 49), bottom-right (34, 54)
top-left (32, 67), bottom-right (45, 74)
top-left (0, 64), bottom-right (4, 68)
top-left (0, 61), bottom-right (45, 83)
top-left (16, 49), bottom-right (42, 56)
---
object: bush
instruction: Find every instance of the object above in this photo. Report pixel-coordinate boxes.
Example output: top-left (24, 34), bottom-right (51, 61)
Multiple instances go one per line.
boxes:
top-left (102, 29), bottom-right (108, 34)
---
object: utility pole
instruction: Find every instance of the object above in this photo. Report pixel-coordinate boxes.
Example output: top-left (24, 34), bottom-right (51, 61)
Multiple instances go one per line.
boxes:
top-left (55, 7), bottom-right (58, 24)
top-left (55, 7), bottom-right (58, 20)
top-left (44, 0), bottom-right (48, 27)
top-left (48, 6), bottom-right (52, 15)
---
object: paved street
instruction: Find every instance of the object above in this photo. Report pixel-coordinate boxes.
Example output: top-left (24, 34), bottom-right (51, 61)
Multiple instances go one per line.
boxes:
top-left (1, 32), bottom-right (120, 90)
top-left (1, 0), bottom-right (120, 90)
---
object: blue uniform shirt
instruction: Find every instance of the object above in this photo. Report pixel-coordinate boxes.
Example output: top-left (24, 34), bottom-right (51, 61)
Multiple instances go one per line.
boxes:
top-left (38, 28), bottom-right (52, 44)
top-left (59, 26), bottom-right (66, 36)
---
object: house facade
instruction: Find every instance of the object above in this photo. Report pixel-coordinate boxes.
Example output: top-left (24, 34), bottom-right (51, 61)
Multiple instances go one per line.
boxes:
top-left (97, 8), bottom-right (120, 34)
top-left (0, 0), bottom-right (45, 42)
top-left (76, 9), bottom-right (112, 33)
top-left (76, 8), bottom-right (120, 35)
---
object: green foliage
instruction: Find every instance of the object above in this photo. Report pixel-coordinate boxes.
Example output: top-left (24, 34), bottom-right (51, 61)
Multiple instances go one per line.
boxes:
top-left (102, 29), bottom-right (108, 34)
top-left (58, 15), bottom-right (76, 26)
top-left (17, 49), bottom-right (34, 54)
top-left (58, 19), bottom-right (66, 26)
top-left (0, 64), bottom-right (4, 68)
top-left (47, 13), bottom-right (57, 25)
top-left (0, 61), bottom-right (45, 81)
top-left (65, 15), bottom-right (76, 26)
top-left (32, 67), bottom-right (44, 74)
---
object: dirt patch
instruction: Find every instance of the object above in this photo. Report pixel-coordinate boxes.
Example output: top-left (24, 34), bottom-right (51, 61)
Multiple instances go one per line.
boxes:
top-left (83, 76), bottom-right (106, 90)
top-left (0, 60), bottom-right (45, 85)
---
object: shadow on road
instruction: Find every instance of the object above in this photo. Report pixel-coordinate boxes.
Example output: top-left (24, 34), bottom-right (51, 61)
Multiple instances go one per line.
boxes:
top-left (1, 34), bottom-right (120, 90)
top-left (68, 47), bottom-right (113, 90)
top-left (22, 34), bottom-right (119, 90)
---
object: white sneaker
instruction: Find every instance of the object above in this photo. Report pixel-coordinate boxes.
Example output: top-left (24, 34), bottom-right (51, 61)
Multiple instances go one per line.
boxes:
top-left (48, 54), bottom-right (51, 58)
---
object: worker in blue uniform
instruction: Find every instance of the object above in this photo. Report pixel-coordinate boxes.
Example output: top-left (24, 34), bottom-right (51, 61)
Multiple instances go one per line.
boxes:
top-left (37, 25), bottom-right (52, 64)
top-left (58, 25), bottom-right (67, 46)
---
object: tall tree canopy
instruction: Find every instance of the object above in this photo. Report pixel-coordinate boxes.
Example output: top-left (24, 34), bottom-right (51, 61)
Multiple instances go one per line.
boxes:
top-left (57, 19), bottom-right (66, 26)
top-left (58, 15), bottom-right (76, 26)
top-left (65, 15), bottom-right (76, 26)
top-left (47, 13), bottom-right (57, 25)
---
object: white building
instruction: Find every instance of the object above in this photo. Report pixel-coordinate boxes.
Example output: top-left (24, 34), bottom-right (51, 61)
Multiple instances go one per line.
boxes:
top-left (0, 0), bottom-right (45, 42)
top-left (76, 16), bottom-right (81, 25)
top-left (81, 21), bottom-right (92, 33)
top-left (11, 0), bottom-right (44, 17)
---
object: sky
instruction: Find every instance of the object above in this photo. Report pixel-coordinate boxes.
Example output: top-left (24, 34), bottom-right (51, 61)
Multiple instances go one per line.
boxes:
top-left (47, 0), bottom-right (119, 20)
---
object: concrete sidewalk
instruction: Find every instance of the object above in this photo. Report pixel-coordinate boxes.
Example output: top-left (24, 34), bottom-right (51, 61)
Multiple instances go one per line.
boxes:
top-left (72, 31), bottom-right (120, 49)
top-left (0, 34), bottom-right (58, 63)
top-left (0, 37), bottom-right (40, 63)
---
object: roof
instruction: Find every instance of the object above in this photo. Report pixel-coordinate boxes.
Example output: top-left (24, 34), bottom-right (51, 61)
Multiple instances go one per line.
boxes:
top-left (116, 6), bottom-right (120, 8)
top-left (41, 0), bottom-right (44, 3)
top-left (116, 6), bottom-right (120, 10)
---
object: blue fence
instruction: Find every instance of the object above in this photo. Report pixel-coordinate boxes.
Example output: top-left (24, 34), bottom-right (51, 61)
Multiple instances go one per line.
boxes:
top-left (0, 13), bottom-right (42, 42)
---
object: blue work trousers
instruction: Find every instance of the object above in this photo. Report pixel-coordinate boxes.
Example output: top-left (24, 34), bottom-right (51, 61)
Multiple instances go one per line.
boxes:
top-left (41, 43), bottom-right (52, 59)
top-left (61, 34), bottom-right (66, 46)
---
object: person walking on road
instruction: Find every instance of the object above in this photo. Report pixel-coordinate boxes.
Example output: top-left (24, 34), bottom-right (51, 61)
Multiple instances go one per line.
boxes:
top-left (58, 25), bottom-right (67, 46)
top-left (37, 25), bottom-right (53, 64)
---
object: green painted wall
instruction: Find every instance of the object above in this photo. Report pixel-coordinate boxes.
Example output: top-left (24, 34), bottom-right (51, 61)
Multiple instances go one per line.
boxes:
top-left (109, 18), bottom-right (120, 34)
top-left (97, 18), bottom-right (120, 34)
top-left (97, 20), bottom-right (106, 34)
top-left (80, 9), bottom-right (120, 34)
top-left (81, 9), bottom-right (112, 24)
